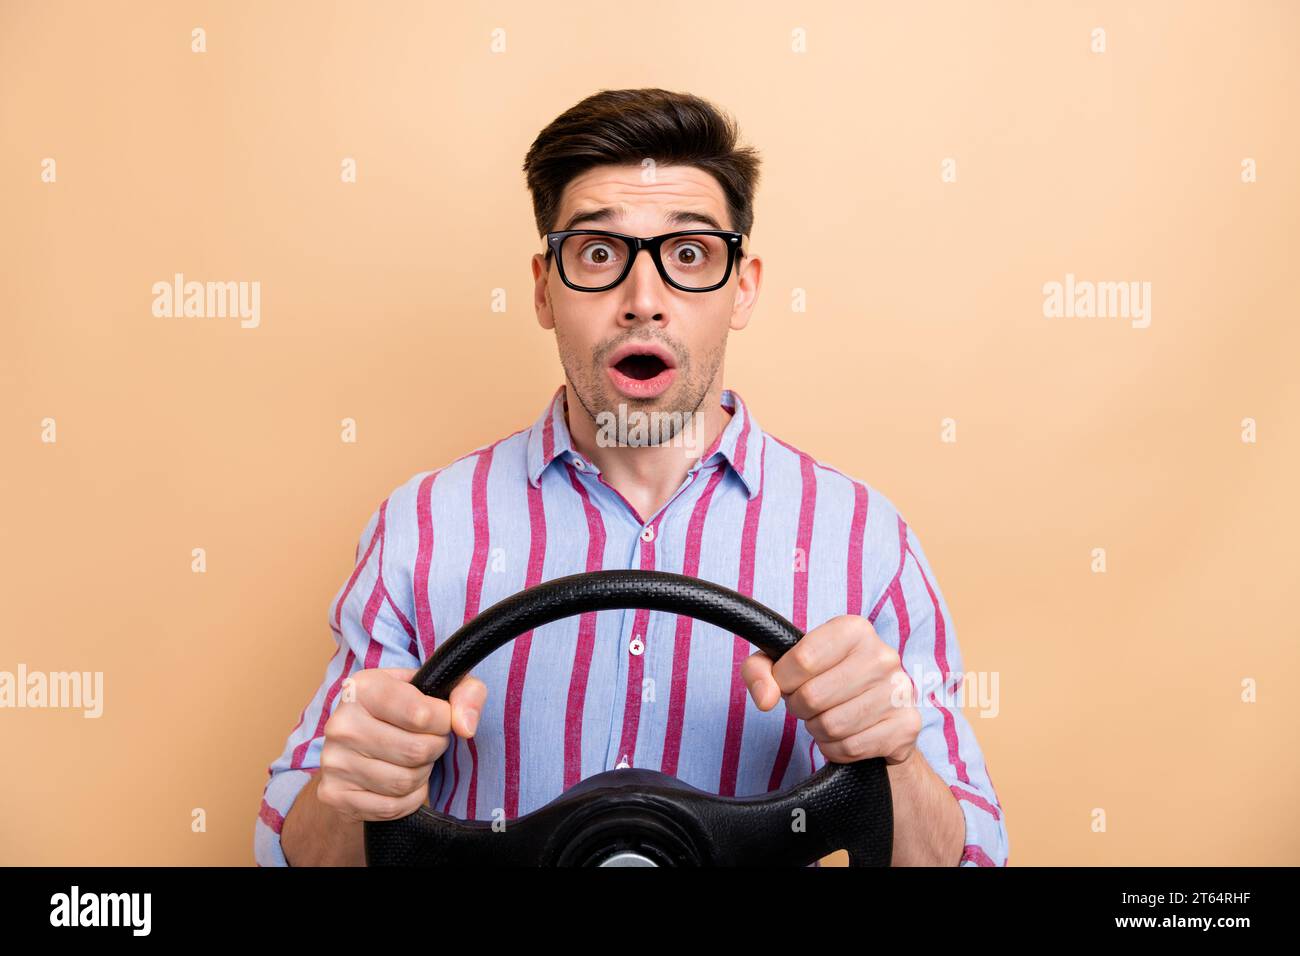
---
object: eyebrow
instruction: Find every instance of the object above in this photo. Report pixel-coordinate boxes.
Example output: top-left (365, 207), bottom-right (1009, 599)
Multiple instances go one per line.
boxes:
top-left (558, 205), bottom-right (726, 232)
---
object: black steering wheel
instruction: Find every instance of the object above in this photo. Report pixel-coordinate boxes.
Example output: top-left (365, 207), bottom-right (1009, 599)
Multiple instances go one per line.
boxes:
top-left (364, 570), bottom-right (893, 866)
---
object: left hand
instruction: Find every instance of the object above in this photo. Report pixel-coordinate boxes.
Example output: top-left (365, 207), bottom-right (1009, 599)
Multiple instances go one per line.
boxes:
top-left (742, 614), bottom-right (921, 765)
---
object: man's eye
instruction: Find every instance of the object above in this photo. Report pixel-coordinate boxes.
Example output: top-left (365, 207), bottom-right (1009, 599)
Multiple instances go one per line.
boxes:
top-left (580, 242), bottom-right (620, 265)
top-left (671, 242), bottom-right (708, 266)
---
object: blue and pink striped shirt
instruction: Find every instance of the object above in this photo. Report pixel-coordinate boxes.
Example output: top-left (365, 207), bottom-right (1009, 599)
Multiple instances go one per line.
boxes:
top-left (255, 385), bottom-right (1008, 866)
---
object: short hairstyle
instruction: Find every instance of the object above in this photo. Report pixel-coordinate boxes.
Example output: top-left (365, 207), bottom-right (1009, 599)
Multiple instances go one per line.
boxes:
top-left (522, 88), bottom-right (762, 245)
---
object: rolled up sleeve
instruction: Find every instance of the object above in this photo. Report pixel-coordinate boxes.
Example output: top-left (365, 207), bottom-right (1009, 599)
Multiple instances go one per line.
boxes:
top-left (868, 517), bottom-right (1009, 867)
top-left (254, 498), bottom-right (422, 866)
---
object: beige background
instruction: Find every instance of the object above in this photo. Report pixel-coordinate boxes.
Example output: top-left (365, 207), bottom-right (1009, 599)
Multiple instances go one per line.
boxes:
top-left (1, 0), bottom-right (1296, 865)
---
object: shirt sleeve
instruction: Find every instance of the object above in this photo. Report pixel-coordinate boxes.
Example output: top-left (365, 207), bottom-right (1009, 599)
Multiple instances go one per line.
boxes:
top-left (253, 498), bottom-right (422, 866)
top-left (868, 518), bottom-right (1010, 867)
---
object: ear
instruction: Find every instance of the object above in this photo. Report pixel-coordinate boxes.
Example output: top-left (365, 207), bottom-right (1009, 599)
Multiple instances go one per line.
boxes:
top-left (729, 252), bottom-right (762, 332)
top-left (532, 253), bottom-right (556, 331)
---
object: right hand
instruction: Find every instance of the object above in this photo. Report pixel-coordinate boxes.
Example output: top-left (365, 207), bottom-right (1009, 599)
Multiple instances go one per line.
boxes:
top-left (317, 667), bottom-right (487, 823)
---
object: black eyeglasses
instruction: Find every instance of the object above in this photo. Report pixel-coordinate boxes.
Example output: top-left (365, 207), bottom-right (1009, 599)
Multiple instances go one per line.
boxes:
top-left (544, 229), bottom-right (745, 293)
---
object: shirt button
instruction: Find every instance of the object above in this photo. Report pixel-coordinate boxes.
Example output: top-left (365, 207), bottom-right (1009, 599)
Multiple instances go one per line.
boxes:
top-left (640, 526), bottom-right (655, 543)
top-left (628, 635), bottom-right (644, 656)
top-left (573, 458), bottom-right (586, 470)
top-left (615, 754), bottom-right (631, 769)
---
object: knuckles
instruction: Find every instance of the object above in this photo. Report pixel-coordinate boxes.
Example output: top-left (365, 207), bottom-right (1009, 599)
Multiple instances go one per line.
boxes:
top-left (903, 704), bottom-right (922, 736)
top-left (323, 706), bottom-right (356, 742)
top-left (833, 613), bottom-right (877, 644)
top-left (813, 708), bottom-right (849, 741)
top-left (792, 681), bottom-right (830, 717)
top-left (784, 643), bottom-right (818, 679)
top-left (401, 733), bottom-right (443, 768)
top-left (403, 699), bottom-right (435, 732)
top-left (382, 764), bottom-right (422, 798)
top-left (315, 775), bottom-right (345, 812)
top-left (844, 736), bottom-right (871, 760)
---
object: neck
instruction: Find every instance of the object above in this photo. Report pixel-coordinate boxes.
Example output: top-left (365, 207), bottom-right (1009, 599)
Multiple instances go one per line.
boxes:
top-left (563, 383), bottom-right (733, 522)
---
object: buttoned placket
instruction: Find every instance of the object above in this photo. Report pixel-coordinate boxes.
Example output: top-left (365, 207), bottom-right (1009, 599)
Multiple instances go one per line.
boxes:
top-left (563, 452), bottom-right (715, 776)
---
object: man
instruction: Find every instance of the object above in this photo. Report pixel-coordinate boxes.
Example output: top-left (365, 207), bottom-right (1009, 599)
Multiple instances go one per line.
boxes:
top-left (255, 88), bottom-right (1008, 867)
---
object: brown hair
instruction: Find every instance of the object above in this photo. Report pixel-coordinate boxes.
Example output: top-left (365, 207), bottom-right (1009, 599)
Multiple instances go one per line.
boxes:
top-left (522, 88), bottom-right (762, 244)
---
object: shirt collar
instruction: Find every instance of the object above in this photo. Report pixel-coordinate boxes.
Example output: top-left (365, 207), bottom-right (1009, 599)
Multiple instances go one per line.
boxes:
top-left (526, 384), bottom-right (764, 500)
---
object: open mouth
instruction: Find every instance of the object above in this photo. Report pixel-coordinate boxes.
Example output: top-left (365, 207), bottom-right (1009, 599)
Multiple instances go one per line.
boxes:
top-left (613, 353), bottom-right (669, 381)
top-left (606, 344), bottom-right (678, 399)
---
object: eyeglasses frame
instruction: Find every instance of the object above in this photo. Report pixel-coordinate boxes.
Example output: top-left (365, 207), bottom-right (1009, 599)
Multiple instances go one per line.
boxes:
top-left (544, 228), bottom-right (746, 293)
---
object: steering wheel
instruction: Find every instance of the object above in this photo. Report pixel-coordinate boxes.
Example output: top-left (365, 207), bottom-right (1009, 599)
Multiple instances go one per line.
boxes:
top-left (364, 570), bottom-right (893, 866)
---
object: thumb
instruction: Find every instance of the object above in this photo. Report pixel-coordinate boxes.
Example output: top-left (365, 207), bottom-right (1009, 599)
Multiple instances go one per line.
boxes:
top-left (742, 651), bottom-right (781, 712)
top-left (448, 674), bottom-right (488, 738)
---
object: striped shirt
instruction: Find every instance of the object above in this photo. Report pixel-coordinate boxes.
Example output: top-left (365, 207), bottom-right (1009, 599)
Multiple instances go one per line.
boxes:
top-left (255, 385), bottom-right (1009, 866)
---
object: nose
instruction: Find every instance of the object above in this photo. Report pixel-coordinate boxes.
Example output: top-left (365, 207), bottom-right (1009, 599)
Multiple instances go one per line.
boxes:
top-left (618, 246), bottom-right (668, 325)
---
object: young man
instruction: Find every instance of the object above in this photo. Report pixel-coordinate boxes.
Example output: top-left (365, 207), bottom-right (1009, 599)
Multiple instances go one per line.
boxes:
top-left (256, 88), bottom-right (1008, 867)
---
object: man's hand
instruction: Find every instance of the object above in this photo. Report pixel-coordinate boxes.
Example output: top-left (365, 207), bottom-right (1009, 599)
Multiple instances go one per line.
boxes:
top-left (742, 614), bottom-right (920, 765)
top-left (316, 667), bottom-right (488, 823)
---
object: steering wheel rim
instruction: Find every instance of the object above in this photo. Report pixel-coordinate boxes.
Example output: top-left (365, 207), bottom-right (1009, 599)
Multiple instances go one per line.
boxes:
top-left (364, 570), bottom-right (893, 866)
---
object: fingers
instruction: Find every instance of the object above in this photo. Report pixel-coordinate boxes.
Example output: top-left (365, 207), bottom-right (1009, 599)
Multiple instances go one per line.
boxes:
top-left (318, 666), bottom-right (489, 823)
top-left (317, 773), bottom-right (429, 824)
top-left (783, 643), bottom-right (887, 721)
top-left (448, 675), bottom-right (489, 738)
top-left (742, 619), bottom-right (917, 768)
top-left (771, 616), bottom-right (869, 695)
top-left (328, 705), bottom-right (447, 768)
top-left (319, 742), bottom-right (435, 798)
top-left (741, 651), bottom-right (781, 711)
top-left (743, 617), bottom-right (882, 713)
top-left (802, 679), bottom-right (898, 743)
top-left (355, 670), bottom-right (452, 735)
top-left (813, 705), bottom-right (921, 765)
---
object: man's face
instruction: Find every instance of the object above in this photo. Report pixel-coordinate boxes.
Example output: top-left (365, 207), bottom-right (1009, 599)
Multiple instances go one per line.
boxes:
top-left (532, 163), bottom-right (760, 439)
